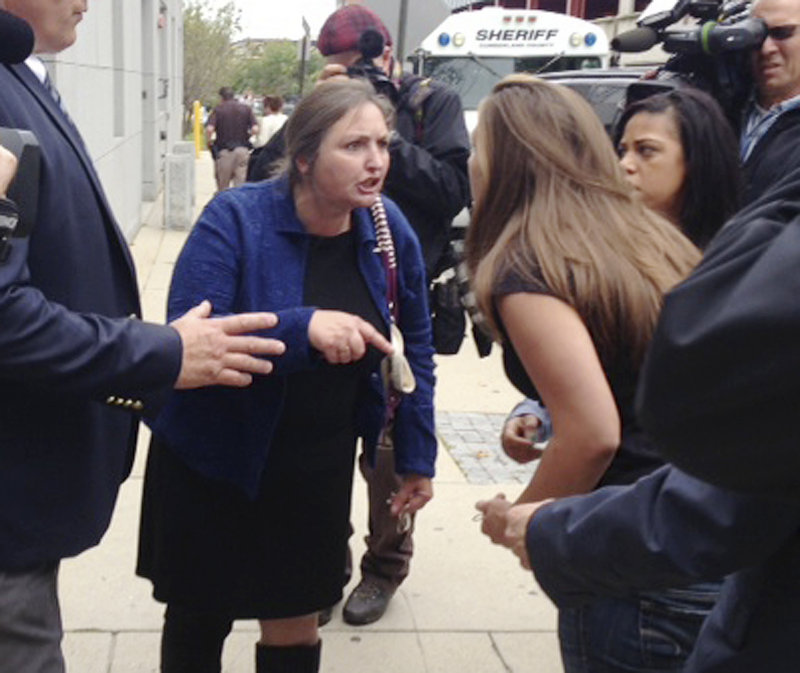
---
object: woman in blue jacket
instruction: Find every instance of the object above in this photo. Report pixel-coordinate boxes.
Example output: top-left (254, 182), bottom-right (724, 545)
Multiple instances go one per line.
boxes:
top-left (137, 79), bottom-right (437, 673)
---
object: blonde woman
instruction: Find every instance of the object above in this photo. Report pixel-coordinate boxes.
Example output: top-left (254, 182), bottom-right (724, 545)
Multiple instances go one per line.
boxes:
top-left (469, 75), bottom-right (712, 673)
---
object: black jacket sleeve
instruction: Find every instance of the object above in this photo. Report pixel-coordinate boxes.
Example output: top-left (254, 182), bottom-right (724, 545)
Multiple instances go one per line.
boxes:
top-left (528, 465), bottom-right (800, 608)
top-left (636, 165), bottom-right (800, 496)
top-left (0, 237), bottom-right (181, 403)
top-left (247, 125), bottom-right (287, 182)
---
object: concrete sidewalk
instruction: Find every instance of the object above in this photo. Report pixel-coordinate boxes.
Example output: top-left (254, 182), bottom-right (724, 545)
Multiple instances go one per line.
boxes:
top-left (58, 152), bottom-right (563, 672)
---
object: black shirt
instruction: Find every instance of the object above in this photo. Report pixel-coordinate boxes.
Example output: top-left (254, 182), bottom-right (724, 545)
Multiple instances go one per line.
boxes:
top-left (272, 230), bottom-right (387, 469)
top-left (495, 268), bottom-right (664, 488)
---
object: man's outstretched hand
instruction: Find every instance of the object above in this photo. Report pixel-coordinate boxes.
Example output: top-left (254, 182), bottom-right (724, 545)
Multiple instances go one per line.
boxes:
top-left (171, 300), bottom-right (286, 389)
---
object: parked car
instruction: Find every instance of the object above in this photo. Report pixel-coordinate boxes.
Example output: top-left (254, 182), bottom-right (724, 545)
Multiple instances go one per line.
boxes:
top-left (537, 67), bottom-right (665, 137)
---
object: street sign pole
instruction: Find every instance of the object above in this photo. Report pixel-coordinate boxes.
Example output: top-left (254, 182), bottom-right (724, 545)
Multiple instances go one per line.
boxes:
top-left (299, 16), bottom-right (311, 96)
top-left (397, 0), bottom-right (409, 66)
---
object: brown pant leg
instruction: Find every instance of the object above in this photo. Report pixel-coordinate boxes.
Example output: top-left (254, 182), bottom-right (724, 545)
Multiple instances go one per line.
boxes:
top-left (215, 150), bottom-right (235, 191)
top-left (357, 448), bottom-right (414, 588)
top-left (231, 147), bottom-right (250, 187)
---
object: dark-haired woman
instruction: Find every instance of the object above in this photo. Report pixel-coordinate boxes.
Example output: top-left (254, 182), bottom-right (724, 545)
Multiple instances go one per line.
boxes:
top-left (616, 86), bottom-right (742, 248)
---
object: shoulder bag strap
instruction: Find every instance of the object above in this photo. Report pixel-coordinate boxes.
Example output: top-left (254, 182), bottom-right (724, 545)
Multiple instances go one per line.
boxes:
top-left (370, 196), bottom-right (398, 323)
top-left (369, 196), bottom-right (411, 430)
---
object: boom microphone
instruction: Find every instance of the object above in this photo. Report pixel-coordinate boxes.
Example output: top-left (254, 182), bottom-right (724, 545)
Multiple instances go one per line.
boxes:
top-left (0, 10), bottom-right (34, 65)
top-left (611, 27), bottom-right (660, 52)
top-left (357, 28), bottom-right (385, 60)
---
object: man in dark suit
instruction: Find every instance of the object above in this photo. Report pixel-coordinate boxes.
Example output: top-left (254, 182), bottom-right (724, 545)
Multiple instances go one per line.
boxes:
top-left (0, 3), bottom-right (285, 671)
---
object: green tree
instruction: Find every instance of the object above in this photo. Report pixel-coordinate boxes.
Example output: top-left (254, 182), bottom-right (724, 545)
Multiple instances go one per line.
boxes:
top-left (232, 41), bottom-right (324, 101)
top-left (182, 0), bottom-right (240, 134)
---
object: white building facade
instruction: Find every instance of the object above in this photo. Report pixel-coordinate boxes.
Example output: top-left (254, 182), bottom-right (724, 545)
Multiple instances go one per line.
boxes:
top-left (43, 0), bottom-right (184, 240)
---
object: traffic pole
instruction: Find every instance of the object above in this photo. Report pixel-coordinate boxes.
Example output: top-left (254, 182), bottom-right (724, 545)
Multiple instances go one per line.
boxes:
top-left (193, 100), bottom-right (202, 158)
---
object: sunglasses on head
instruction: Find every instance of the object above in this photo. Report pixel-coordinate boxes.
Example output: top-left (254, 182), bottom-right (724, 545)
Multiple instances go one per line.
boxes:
top-left (767, 24), bottom-right (799, 41)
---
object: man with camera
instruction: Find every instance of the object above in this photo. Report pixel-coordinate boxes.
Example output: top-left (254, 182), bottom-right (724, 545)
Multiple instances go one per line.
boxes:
top-left (312, 5), bottom-right (470, 627)
top-left (0, 3), bottom-right (286, 671)
top-left (741, 0), bottom-right (800, 202)
top-left (246, 3), bottom-right (469, 626)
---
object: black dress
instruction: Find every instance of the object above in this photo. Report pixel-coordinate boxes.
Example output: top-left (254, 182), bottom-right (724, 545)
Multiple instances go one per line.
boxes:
top-left (137, 230), bottom-right (387, 619)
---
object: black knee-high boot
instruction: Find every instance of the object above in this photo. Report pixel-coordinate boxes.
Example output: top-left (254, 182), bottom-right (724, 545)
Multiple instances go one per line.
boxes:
top-left (161, 604), bottom-right (233, 673)
top-left (255, 641), bottom-right (321, 673)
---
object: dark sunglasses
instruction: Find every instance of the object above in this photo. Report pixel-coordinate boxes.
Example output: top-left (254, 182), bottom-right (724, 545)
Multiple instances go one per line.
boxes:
top-left (767, 24), bottom-right (799, 41)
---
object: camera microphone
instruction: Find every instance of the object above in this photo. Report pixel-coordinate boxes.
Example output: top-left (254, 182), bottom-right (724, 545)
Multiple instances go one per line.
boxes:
top-left (611, 27), bottom-right (660, 52)
top-left (357, 29), bottom-right (385, 60)
top-left (0, 12), bottom-right (39, 251)
top-left (347, 29), bottom-right (397, 104)
top-left (0, 10), bottom-right (34, 65)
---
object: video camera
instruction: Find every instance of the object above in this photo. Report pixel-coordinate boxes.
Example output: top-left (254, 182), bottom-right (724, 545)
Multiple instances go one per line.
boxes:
top-left (347, 29), bottom-right (399, 105)
top-left (612, 0), bottom-right (766, 124)
top-left (0, 128), bottom-right (40, 240)
top-left (0, 10), bottom-right (39, 261)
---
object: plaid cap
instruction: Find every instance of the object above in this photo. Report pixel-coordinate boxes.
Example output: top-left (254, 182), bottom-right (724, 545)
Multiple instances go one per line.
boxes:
top-left (317, 5), bottom-right (393, 57)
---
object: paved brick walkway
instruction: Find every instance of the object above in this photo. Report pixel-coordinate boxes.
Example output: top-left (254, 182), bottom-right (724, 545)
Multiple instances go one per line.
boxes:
top-left (436, 411), bottom-right (537, 484)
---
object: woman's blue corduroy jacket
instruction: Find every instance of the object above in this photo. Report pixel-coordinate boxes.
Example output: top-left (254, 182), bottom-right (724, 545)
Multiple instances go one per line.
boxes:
top-left (148, 177), bottom-right (437, 499)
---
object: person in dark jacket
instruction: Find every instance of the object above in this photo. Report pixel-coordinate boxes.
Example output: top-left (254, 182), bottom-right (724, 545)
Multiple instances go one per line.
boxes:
top-left (507, 466), bottom-right (800, 673)
top-left (740, 0), bottom-right (800, 203)
top-left (0, 4), bottom-right (284, 672)
top-left (249, 5), bottom-right (470, 626)
top-left (320, 6), bottom-right (470, 626)
top-left (248, 8), bottom-right (470, 282)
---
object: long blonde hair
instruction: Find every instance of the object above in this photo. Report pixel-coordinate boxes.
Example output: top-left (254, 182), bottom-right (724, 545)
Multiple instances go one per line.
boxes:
top-left (465, 75), bottom-right (700, 366)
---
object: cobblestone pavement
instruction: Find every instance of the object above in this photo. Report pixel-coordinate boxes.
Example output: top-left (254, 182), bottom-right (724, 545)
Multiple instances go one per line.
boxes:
top-left (436, 411), bottom-right (538, 484)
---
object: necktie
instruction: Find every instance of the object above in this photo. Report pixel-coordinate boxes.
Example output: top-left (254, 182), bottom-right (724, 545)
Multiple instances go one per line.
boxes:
top-left (42, 71), bottom-right (74, 125)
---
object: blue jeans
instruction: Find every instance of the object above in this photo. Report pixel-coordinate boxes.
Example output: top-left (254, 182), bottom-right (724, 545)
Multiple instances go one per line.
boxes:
top-left (558, 583), bottom-right (720, 673)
